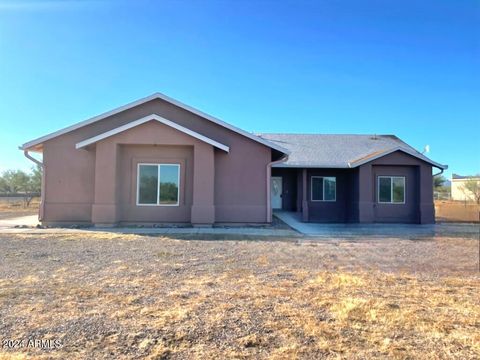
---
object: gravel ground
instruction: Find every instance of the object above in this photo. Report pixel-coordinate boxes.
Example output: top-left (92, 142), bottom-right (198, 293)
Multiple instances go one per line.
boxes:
top-left (0, 233), bottom-right (479, 359)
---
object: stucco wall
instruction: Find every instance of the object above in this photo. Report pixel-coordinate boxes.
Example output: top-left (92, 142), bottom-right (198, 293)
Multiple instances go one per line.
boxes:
top-left (307, 169), bottom-right (355, 223)
top-left (41, 98), bottom-right (271, 224)
top-left (356, 151), bottom-right (434, 224)
top-left (214, 137), bottom-right (270, 223)
top-left (371, 165), bottom-right (419, 223)
top-left (118, 145), bottom-right (194, 223)
top-left (43, 134), bottom-right (95, 223)
top-left (96, 121), bottom-right (207, 224)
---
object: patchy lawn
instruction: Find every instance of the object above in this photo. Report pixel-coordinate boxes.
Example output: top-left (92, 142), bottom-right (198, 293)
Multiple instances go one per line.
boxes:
top-left (0, 233), bottom-right (479, 359)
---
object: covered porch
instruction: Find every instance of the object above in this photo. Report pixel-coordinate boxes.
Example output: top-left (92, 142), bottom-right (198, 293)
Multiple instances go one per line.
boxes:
top-left (270, 167), bottom-right (358, 223)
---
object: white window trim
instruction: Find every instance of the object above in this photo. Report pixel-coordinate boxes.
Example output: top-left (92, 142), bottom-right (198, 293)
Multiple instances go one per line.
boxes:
top-left (136, 163), bottom-right (180, 206)
top-left (311, 176), bottom-right (336, 202)
top-left (377, 176), bottom-right (406, 204)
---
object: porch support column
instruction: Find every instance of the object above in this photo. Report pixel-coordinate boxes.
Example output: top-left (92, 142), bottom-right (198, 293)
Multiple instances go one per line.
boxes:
top-left (302, 168), bottom-right (309, 222)
top-left (419, 165), bottom-right (435, 224)
top-left (191, 143), bottom-right (215, 225)
top-left (92, 142), bottom-right (118, 226)
top-left (296, 169), bottom-right (302, 213)
top-left (358, 164), bottom-right (374, 223)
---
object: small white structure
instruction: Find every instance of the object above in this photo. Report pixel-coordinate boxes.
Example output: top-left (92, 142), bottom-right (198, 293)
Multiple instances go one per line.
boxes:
top-left (451, 174), bottom-right (480, 202)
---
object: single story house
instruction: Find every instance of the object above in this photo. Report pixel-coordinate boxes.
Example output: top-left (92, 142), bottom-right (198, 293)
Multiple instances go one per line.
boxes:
top-left (451, 174), bottom-right (480, 202)
top-left (21, 93), bottom-right (447, 226)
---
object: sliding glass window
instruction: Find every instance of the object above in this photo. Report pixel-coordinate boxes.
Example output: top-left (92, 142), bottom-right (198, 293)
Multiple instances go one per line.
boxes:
top-left (378, 176), bottom-right (405, 204)
top-left (311, 176), bottom-right (336, 201)
top-left (137, 164), bottom-right (180, 206)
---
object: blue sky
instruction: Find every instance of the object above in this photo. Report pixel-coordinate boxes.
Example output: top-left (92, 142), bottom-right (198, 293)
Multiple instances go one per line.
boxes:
top-left (0, 0), bottom-right (478, 178)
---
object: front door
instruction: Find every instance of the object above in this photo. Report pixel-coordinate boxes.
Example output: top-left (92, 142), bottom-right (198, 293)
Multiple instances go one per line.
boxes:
top-left (271, 176), bottom-right (283, 209)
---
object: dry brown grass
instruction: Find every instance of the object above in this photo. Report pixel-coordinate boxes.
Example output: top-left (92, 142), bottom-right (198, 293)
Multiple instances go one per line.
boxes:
top-left (435, 200), bottom-right (480, 223)
top-left (2, 269), bottom-right (478, 359)
top-left (0, 198), bottom-right (39, 219)
top-left (0, 233), bottom-right (479, 359)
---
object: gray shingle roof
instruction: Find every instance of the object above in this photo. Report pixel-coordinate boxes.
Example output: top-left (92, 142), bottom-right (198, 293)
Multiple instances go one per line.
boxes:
top-left (258, 133), bottom-right (446, 169)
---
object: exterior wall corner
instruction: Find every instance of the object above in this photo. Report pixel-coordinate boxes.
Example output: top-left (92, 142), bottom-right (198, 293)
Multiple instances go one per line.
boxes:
top-left (357, 164), bottom-right (374, 223)
top-left (92, 142), bottom-right (119, 225)
top-left (191, 144), bottom-right (215, 224)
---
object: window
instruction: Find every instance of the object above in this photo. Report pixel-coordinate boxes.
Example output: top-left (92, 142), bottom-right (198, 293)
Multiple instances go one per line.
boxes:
top-left (378, 176), bottom-right (405, 204)
top-left (311, 176), bottom-right (336, 201)
top-left (137, 164), bottom-right (180, 206)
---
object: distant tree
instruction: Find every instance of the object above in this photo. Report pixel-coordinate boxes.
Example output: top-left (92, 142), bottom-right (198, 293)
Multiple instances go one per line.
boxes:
top-left (0, 175), bottom-right (7, 193)
top-left (433, 175), bottom-right (447, 189)
top-left (0, 166), bottom-right (42, 207)
top-left (30, 165), bottom-right (42, 194)
top-left (0, 170), bottom-right (30, 193)
top-left (433, 175), bottom-right (451, 200)
top-left (461, 178), bottom-right (480, 204)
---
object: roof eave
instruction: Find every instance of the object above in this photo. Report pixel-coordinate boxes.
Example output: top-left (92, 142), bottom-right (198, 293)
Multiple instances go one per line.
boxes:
top-left (273, 164), bottom-right (349, 168)
top-left (348, 147), bottom-right (448, 170)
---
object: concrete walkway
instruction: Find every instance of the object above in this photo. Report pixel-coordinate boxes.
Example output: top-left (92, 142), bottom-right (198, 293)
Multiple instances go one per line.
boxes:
top-left (274, 211), bottom-right (480, 238)
top-left (0, 215), bottom-right (39, 229)
top-left (1, 213), bottom-right (478, 239)
top-left (0, 215), bottom-right (299, 238)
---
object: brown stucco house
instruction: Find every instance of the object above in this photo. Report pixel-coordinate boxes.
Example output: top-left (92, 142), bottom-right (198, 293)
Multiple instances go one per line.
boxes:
top-left (21, 93), bottom-right (447, 226)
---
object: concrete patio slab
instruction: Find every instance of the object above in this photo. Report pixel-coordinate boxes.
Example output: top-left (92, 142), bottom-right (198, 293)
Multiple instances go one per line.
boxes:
top-left (274, 211), bottom-right (480, 238)
top-left (1, 212), bottom-right (477, 239)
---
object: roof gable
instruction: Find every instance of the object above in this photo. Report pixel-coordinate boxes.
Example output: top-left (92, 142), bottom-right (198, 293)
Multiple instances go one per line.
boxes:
top-left (347, 146), bottom-right (446, 169)
top-left (75, 114), bottom-right (230, 152)
top-left (21, 92), bottom-right (290, 154)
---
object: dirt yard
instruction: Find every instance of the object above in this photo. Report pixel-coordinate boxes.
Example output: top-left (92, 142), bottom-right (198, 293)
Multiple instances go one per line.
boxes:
top-left (0, 199), bottom-right (39, 220)
top-left (0, 233), bottom-right (479, 359)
